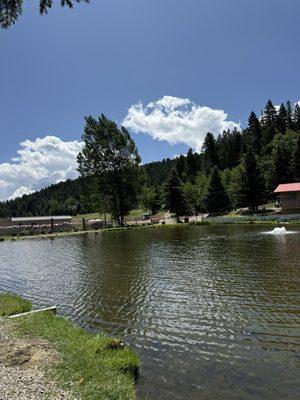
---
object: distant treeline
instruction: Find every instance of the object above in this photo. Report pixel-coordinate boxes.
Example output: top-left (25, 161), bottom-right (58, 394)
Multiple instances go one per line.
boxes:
top-left (0, 179), bottom-right (82, 217)
top-left (0, 99), bottom-right (299, 217)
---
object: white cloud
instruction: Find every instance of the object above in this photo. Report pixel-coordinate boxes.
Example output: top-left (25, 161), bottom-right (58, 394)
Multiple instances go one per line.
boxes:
top-left (9, 186), bottom-right (34, 200)
top-left (0, 136), bottom-right (83, 201)
top-left (123, 96), bottom-right (240, 152)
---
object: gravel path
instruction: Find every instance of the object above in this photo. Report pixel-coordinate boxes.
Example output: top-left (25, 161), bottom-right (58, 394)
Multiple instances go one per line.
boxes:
top-left (0, 320), bottom-right (76, 400)
top-left (0, 364), bottom-right (74, 400)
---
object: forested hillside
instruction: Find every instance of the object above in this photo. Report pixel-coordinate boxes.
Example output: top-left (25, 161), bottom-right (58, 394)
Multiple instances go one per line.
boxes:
top-left (0, 99), bottom-right (299, 218)
top-left (0, 179), bottom-right (82, 217)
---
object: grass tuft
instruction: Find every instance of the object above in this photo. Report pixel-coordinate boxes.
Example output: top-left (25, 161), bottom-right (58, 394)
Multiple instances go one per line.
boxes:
top-left (0, 292), bottom-right (32, 316)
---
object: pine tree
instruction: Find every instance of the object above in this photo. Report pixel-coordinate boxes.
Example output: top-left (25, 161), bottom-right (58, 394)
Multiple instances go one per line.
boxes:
top-left (217, 129), bottom-right (243, 169)
top-left (235, 149), bottom-right (265, 211)
top-left (176, 155), bottom-right (186, 181)
top-left (165, 170), bottom-right (190, 222)
top-left (202, 132), bottom-right (218, 170)
top-left (186, 148), bottom-right (198, 182)
top-left (261, 100), bottom-right (277, 146)
top-left (204, 166), bottom-right (230, 214)
top-left (286, 101), bottom-right (293, 130)
top-left (276, 103), bottom-right (287, 134)
top-left (247, 111), bottom-right (262, 153)
top-left (271, 144), bottom-right (293, 188)
top-left (293, 104), bottom-right (300, 131)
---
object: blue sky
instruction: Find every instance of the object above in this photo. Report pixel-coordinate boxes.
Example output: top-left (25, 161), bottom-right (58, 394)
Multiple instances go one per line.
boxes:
top-left (0, 0), bottom-right (300, 199)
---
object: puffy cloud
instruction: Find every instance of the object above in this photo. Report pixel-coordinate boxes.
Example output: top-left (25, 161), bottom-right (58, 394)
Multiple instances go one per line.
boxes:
top-left (9, 186), bottom-right (34, 200)
top-left (123, 96), bottom-right (240, 151)
top-left (0, 136), bottom-right (83, 201)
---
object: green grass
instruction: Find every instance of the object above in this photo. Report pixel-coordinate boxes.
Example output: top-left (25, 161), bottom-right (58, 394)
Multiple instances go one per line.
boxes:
top-left (0, 293), bottom-right (140, 398)
top-left (0, 293), bottom-right (32, 316)
top-left (12, 311), bottom-right (140, 400)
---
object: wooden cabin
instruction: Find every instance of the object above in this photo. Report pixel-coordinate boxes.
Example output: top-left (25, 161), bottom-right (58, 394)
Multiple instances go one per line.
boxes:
top-left (274, 183), bottom-right (300, 213)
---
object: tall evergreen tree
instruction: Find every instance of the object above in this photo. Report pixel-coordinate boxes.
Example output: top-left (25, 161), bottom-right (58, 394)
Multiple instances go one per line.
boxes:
top-left (229, 128), bottom-right (243, 166)
top-left (165, 170), bottom-right (190, 222)
top-left (261, 100), bottom-right (277, 146)
top-left (202, 132), bottom-right (218, 170)
top-left (286, 101), bottom-right (293, 130)
top-left (235, 149), bottom-right (265, 211)
top-left (276, 103), bottom-right (287, 134)
top-left (176, 155), bottom-right (186, 181)
top-left (204, 167), bottom-right (230, 214)
top-left (271, 143), bottom-right (293, 189)
top-left (247, 111), bottom-right (262, 153)
top-left (293, 104), bottom-right (300, 131)
top-left (217, 129), bottom-right (243, 169)
top-left (77, 114), bottom-right (142, 225)
top-left (186, 148), bottom-right (198, 182)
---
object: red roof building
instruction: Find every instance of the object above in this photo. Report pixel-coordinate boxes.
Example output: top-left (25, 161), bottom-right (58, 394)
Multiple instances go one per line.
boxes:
top-left (274, 182), bottom-right (300, 213)
top-left (274, 183), bottom-right (300, 193)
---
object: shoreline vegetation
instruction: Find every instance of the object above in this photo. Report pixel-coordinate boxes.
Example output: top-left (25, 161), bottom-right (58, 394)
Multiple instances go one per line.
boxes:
top-left (0, 217), bottom-right (299, 242)
top-left (0, 293), bottom-right (140, 400)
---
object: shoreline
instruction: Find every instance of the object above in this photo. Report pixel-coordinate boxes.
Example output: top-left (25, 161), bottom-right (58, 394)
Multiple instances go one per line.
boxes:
top-left (0, 218), bottom-right (299, 242)
top-left (0, 293), bottom-right (140, 400)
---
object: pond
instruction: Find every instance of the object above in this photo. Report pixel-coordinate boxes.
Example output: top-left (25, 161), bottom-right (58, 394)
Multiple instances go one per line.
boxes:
top-left (0, 225), bottom-right (299, 400)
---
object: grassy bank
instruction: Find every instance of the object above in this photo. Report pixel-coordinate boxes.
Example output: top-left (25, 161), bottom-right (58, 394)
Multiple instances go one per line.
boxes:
top-left (0, 293), bottom-right (140, 400)
top-left (0, 293), bottom-right (32, 316)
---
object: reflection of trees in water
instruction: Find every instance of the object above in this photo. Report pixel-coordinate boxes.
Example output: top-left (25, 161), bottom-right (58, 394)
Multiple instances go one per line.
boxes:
top-left (75, 231), bottom-right (152, 333)
top-left (75, 227), bottom-right (199, 334)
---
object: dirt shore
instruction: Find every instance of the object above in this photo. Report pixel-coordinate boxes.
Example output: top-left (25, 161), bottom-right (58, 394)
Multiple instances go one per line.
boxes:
top-left (0, 319), bottom-right (75, 400)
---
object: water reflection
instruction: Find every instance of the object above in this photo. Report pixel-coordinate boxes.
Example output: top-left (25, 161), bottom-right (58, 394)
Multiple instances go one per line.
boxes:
top-left (0, 225), bottom-right (299, 400)
top-left (73, 232), bottom-right (152, 335)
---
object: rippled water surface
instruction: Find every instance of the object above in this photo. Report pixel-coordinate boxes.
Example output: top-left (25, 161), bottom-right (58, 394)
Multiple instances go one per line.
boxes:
top-left (0, 225), bottom-right (299, 399)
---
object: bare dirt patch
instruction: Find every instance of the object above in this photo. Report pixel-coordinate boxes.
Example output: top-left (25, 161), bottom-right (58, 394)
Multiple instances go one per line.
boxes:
top-left (0, 320), bottom-right (75, 400)
top-left (0, 338), bottom-right (59, 368)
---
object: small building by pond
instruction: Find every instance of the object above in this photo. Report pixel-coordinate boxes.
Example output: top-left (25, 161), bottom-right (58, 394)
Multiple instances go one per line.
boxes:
top-left (274, 182), bottom-right (300, 213)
